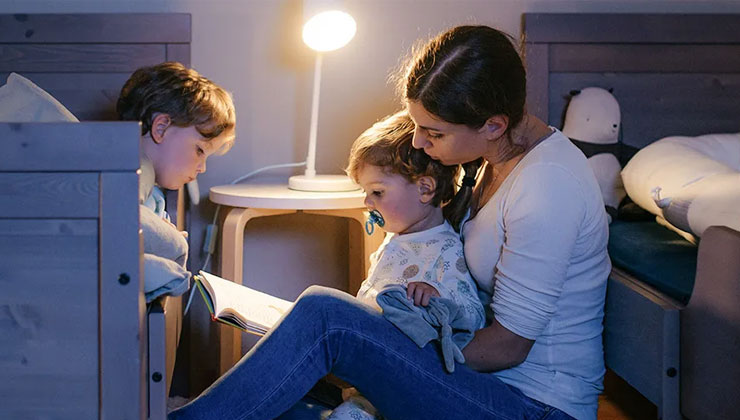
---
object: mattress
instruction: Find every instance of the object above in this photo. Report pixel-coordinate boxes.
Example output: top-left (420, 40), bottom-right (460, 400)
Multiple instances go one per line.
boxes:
top-left (608, 220), bottom-right (698, 304)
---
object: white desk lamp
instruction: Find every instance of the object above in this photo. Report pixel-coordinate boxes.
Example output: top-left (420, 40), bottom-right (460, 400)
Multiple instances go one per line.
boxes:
top-left (288, 9), bottom-right (360, 192)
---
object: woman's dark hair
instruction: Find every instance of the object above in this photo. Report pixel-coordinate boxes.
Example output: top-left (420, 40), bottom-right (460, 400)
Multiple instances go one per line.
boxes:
top-left (401, 25), bottom-right (526, 230)
top-left (346, 110), bottom-right (458, 208)
top-left (117, 62), bottom-right (236, 143)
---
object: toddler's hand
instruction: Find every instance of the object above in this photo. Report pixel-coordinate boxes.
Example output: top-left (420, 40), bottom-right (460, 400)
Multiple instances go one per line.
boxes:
top-left (407, 282), bottom-right (440, 307)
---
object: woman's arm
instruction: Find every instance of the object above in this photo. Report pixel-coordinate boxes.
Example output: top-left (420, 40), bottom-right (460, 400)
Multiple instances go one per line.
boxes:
top-left (462, 318), bottom-right (534, 372)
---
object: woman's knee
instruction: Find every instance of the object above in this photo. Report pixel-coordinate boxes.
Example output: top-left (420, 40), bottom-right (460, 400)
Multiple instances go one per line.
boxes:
top-left (292, 285), bottom-right (377, 329)
top-left (294, 285), bottom-right (354, 316)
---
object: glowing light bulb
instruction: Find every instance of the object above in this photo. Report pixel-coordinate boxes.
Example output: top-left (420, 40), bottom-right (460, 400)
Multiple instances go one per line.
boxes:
top-left (302, 10), bottom-right (356, 52)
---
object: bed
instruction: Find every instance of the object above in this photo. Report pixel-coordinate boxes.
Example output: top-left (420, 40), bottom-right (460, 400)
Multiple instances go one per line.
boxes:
top-left (523, 13), bottom-right (740, 420)
top-left (0, 13), bottom-right (191, 419)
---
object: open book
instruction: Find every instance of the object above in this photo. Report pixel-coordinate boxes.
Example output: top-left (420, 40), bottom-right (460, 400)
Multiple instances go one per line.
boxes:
top-left (195, 271), bottom-right (293, 336)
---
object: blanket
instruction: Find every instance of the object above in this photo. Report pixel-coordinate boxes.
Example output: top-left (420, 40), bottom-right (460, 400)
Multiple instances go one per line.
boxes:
top-left (376, 285), bottom-right (477, 373)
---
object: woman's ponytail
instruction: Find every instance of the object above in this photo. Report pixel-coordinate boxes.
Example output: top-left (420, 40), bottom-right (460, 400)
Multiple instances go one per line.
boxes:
top-left (444, 158), bottom-right (483, 232)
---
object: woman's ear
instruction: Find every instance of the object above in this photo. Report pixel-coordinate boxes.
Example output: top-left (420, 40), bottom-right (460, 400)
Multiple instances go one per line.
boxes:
top-left (416, 176), bottom-right (437, 204)
top-left (480, 115), bottom-right (509, 140)
top-left (150, 113), bottom-right (172, 144)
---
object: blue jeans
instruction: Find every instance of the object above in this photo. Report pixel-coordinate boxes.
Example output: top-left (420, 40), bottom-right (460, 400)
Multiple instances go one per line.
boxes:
top-left (169, 286), bottom-right (574, 420)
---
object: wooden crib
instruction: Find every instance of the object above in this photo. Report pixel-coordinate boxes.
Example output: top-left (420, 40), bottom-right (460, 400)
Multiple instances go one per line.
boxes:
top-left (0, 13), bottom-right (191, 419)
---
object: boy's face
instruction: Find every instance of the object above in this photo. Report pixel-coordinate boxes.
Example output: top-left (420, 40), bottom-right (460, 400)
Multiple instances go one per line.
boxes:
top-left (149, 124), bottom-right (233, 190)
top-left (357, 164), bottom-right (436, 235)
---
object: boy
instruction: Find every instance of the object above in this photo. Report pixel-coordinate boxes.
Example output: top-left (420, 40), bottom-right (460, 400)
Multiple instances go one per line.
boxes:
top-left (117, 61), bottom-right (236, 300)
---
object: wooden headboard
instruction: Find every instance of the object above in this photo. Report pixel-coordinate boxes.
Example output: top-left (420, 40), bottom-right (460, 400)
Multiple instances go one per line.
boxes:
top-left (0, 13), bottom-right (191, 121)
top-left (0, 13), bottom-right (192, 418)
top-left (0, 13), bottom-right (193, 230)
top-left (523, 13), bottom-right (740, 150)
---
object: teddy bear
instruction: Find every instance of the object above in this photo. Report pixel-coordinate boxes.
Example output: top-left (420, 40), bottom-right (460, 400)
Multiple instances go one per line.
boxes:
top-left (561, 87), bottom-right (626, 222)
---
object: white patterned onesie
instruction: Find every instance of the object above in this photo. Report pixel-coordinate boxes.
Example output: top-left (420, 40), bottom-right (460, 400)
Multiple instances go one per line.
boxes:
top-left (356, 221), bottom-right (485, 330)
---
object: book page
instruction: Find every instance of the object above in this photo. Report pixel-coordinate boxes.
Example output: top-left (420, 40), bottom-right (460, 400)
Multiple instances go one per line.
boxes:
top-left (199, 271), bottom-right (293, 333)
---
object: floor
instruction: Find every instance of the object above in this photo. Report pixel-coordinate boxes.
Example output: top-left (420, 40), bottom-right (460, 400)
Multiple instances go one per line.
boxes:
top-left (598, 370), bottom-right (657, 420)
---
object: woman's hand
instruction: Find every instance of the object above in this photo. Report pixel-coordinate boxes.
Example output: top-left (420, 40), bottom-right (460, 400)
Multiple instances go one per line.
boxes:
top-left (462, 318), bottom-right (535, 372)
top-left (406, 282), bottom-right (440, 306)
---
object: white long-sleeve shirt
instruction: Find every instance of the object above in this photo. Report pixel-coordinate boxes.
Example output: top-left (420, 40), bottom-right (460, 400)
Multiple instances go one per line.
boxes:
top-left (462, 129), bottom-right (610, 420)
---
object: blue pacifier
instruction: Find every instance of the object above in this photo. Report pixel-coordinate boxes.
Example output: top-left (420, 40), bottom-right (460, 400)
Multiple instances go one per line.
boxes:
top-left (365, 210), bottom-right (385, 235)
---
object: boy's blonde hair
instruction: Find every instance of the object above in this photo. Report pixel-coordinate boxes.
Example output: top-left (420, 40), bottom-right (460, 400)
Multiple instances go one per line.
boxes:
top-left (346, 110), bottom-right (457, 208)
top-left (117, 62), bottom-right (236, 153)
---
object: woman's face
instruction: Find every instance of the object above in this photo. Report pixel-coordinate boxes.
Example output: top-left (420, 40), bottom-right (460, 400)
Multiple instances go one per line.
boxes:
top-left (407, 101), bottom-right (489, 165)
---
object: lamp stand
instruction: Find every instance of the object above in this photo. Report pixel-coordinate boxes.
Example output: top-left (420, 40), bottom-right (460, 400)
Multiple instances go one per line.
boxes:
top-left (289, 53), bottom-right (359, 192)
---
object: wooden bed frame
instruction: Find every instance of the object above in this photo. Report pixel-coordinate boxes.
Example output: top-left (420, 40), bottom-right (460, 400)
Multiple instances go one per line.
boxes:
top-left (0, 13), bottom-right (190, 419)
top-left (523, 13), bottom-right (740, 420)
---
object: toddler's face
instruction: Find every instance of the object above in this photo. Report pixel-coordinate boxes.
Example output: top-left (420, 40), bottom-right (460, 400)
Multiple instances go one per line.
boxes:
top-left (357, 164), bottom-right (430, 235)
top-left (152, 125), bottom-right (232, 190)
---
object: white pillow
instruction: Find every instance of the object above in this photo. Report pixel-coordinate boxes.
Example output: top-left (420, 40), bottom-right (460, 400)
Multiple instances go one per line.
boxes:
top-left (622, 133), bottom-right (740, 237)
top-left (0, 72), bottom-right (78, 122)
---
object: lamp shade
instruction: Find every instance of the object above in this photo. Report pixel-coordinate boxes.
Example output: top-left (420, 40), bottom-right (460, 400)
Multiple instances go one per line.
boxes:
top-left (302, 10), bottom-right (356, 52)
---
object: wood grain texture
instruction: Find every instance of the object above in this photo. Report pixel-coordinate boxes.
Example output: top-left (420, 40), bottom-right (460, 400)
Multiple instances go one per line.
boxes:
top-left (0, 219), bottom-right (98, 418)
top-left (0, 13), bottom-right (190, 44)
top-left (0, 173), bottom-right (98, 218)
top-left (2, 122), bottom-right (140, 172)
top-left (604, 269), bottom-right (681, 417)
top-left (549, 44), bottom-right (740, 73)
top-left (99, 172), bottom-right (145, 420)
top-left (525, 14), bottom-right (740, 44)
top-left (0, 44), bottom-right (166, 73)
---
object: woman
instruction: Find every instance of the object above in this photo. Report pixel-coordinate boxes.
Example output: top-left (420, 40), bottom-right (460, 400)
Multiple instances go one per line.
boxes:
top-left (170, 25), bottom-right (609, 420)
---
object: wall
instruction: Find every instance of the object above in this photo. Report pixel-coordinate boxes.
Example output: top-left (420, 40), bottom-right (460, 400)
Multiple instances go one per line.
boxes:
top-left (3, 0), bottom-right (740, 394)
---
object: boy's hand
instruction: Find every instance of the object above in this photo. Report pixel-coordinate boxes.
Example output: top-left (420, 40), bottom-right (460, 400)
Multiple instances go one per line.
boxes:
top-left (407, 282), bottom-right (440, 307)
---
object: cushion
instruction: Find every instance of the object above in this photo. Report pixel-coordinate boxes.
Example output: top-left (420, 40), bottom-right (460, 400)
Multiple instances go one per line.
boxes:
top-left (141, 205), bottom-right (188, 265)
top-left (143, 253), bottom-right (190, 301)
top-left (140, 204), bottom-right (190, 301)
top-left (0, 73), bottom-right (78, 122)
top-left (621, 133), bottom-right (740, 237)
top-left (608, 220), bottom-right (698, 304)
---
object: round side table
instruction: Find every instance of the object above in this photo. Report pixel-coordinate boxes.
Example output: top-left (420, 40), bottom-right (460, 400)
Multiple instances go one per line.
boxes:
top-left (209, 182), bottom-right (385, 373)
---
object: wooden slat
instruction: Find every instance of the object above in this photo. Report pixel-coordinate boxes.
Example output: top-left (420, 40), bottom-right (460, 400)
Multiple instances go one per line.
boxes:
top-left (148, 299), bottom-right (167, 420)
top-left (0, 13), bottom-right (190, 44)
top-left (524, 43), bottom-right (549, 121)
top-left (0, 219), bottom-right (98, 418)
top-left (2, 122), bottom-right (140, 172)
top-left (0, 72), bottom-right (130, 89)
top-left (166, 44), bottom-right (191, 66)
top-left (548, 73), bottom-right (740, 148)
top-left (604, 269), bottom-right (681, 410)
top-left (525, 14), bottom-right (740, 44)
top-left (0, 173), bottom-right (98, 218)
top-left (550, 44), bottom-right (740, 73)
top-left (0, 44), bottom-right (166, 73)
top-left (99, 172), bottom-right (145, 420)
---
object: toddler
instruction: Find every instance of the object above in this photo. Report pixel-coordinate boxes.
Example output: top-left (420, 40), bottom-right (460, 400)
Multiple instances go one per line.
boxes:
top-left (347, 110), bottom-right (484, 328)
top-left (328, 110), bottom-right (485, 420)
